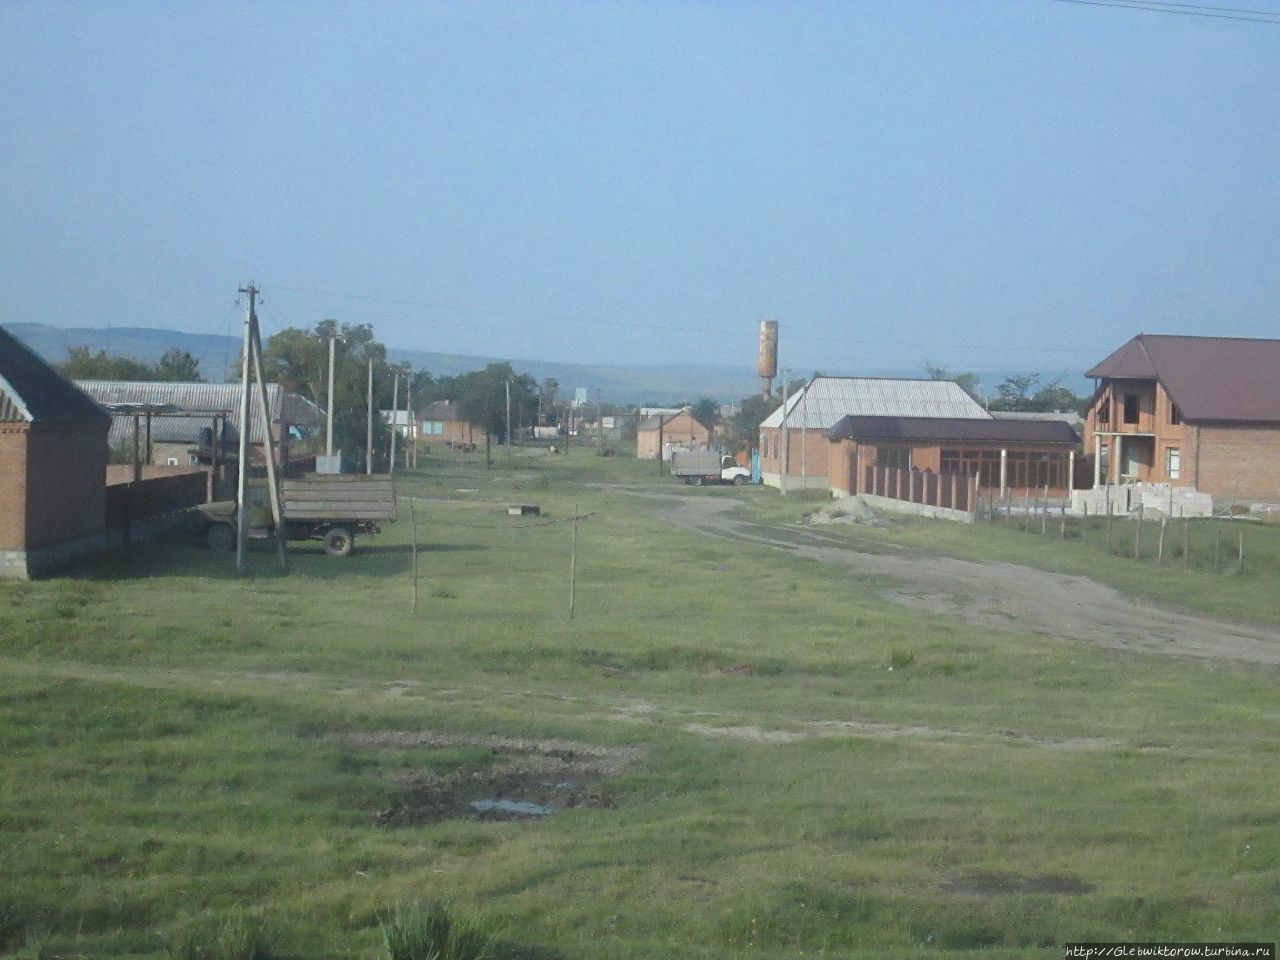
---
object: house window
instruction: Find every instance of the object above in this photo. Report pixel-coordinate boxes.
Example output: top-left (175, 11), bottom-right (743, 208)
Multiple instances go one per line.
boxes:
top-left (1123, 393), bottom-right (1140, 425)
top-left (1170, 403), bottom-right (1183, 425)
top-left (876, 447), bottom-right (910, 470)
top-left (1167, 447), bottom-right (1181, 480)
top-left (424, 421), bottom-right (445, 435)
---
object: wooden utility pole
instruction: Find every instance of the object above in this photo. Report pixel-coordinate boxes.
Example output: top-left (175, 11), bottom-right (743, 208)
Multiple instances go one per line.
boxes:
top-left (505, 377), bottom-right (512, 454)
top-left (366, 356), bottom-right (374, 475)
top-left (235, 284), bottom-right (255, 573)
top-left (249, 306), bottom-right (288, 572)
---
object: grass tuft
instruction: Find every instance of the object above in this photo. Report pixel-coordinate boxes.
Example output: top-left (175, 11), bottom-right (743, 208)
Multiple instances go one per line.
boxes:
top-left (379, 902), bottom-right (495, 960)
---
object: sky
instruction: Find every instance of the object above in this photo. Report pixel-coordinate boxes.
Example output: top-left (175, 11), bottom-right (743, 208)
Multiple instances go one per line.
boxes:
top-left (2, 0), bottom-right (1277, 384)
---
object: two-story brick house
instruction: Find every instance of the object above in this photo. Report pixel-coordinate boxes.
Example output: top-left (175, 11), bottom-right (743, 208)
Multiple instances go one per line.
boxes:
top-left (1083, 334), bottom-right (1280, 503)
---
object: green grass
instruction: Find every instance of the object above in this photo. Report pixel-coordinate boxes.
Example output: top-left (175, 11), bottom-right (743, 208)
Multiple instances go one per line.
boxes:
top-left (1, 446), bottom-right (1278, 957)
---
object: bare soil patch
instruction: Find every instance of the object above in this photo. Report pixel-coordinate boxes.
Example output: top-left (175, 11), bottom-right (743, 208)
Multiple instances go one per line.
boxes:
top-left (940, 871), bottom-right (1094, 896)
top-left (344, 732), bottom-right (641, 826)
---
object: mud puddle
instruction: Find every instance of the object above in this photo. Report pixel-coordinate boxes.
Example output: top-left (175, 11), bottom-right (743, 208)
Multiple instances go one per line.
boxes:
top-left (349, 731), bottom-right (637, 826)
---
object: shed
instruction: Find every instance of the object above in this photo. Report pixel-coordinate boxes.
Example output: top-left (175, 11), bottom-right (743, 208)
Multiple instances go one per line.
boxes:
top-left (636, 408), bottom-right (710, 460)
top-left (1, 326), bottom-right (111, 578)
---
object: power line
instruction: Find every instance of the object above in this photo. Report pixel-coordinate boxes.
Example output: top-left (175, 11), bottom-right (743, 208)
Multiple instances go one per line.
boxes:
top-left (1047, 0), bottom-right (1280, 25)
top-left (264, 283), bottom-right (1090, 359)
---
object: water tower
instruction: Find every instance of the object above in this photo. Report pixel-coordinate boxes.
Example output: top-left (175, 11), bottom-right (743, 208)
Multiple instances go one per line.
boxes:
top-left (757, 318), bottom-right (779, 397)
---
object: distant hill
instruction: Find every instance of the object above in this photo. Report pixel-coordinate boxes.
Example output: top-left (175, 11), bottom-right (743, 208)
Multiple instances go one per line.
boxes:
top-left (4, 322), bottom-right (1092, 407)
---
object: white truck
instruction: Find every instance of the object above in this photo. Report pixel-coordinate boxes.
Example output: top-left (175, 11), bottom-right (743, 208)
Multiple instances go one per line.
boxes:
top-left (670, 451), bottom-right (752, 486)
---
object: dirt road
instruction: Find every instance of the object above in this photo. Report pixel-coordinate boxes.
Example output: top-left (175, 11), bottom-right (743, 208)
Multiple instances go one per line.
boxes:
top-left (648, 494), bottom-right (1280, 666)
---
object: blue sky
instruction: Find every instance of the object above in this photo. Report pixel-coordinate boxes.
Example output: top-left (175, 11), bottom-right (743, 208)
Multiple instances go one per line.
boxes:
top-left (2, 1), bottom-right (1277, 379)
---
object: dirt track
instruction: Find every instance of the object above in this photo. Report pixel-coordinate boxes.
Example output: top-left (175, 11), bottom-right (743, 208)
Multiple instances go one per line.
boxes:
top-left (648, 495), bottom-right (1280, 666)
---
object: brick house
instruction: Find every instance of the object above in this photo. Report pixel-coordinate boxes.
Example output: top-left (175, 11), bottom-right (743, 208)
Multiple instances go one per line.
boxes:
top-left (1, 326), bottom-right (111, 578)
top-left (759, 377), bottom-right (990, 489)
top-left (1082, 334), bottom-right (1280, 503)
top-left (635, 408), bottom-right (710, 460)
top-left (826, 416), bottom-right (1080, 499)
top-left (420, 400), bottom-right (487, 449)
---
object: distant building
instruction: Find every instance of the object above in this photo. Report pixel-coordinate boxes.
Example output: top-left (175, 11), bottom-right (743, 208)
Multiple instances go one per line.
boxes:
top-left (758, 377), bottom-right (990, 489)
top-left (1, 326), bottom-right (111, 578)
top-left (420, 400), bottom-right (487, 450)
top-left (1082, 334), bottom-right (1280, 503)
top-left (636, 408), bottom-right (710, 460)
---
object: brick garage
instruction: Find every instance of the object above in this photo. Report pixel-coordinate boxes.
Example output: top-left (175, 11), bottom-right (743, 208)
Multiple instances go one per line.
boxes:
top-left (1, 326), bottom-right (110, 578)
top-left (636, 409), bottom-right (710, 460)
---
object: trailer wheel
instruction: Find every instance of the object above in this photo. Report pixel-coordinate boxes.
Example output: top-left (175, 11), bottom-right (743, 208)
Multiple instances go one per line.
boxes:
top-left (324, 527), bottom-right (354, 558)
top-left (733, 475), bottom-right (748, 486)
top-left (688, 475), bottom-right (703, 486)
top-left (206, 523), bottom-right (235, 552)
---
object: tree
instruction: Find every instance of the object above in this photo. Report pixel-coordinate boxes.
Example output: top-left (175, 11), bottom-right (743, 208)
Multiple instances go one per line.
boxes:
top-left (987, 373), bottom-right (1084, 414)
top-left (924, 361), bottom-right (981, 401)
top-left (255, 321), bottom-right (392, 469)
top-left (59, 345), bottom-right (204, 382)
top-left (454, 362), bottom-right (538, 466)
top-left (726, 393), bottom-right (782, 452)
top-left (689, 397), bottom-right (719, 431)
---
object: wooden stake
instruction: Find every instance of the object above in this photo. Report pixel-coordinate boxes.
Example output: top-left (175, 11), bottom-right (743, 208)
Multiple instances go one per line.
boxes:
top-left (1106, 506), bottom-right (1113, 554)
top-left (568, 502), bottom-right (579, 620)
top-left (1157, 516), bottom-right (1166, 564)
top-left (1238, 529), bottom-right (1244, 575)
top-left (1214, 523), bottom-right (1221, 574)
top-left (1082, 501), bottom-right (1088, 546)
top-left (1135, 502), bottom-right (1143, 559)
top-left (409, 497), bottom-right (419, 613)
top-left (1060, 499), bottom-right (1066, 539)
top-left (1182, 519), bottom-right (1190, 572)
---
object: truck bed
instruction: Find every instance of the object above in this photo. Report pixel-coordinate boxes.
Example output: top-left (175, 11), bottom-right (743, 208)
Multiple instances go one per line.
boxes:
top-left (281, 475), bottom-right (397, 522)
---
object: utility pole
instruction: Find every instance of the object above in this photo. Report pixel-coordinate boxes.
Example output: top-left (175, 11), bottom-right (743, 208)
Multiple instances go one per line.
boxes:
top-left (366, 356), bottom-right (373, 475)
top-left (389, 369), bottom-right (399, 477)
top-left (597, 389), bottom-right (604, 454)
top-left (405, 370), bottom-right (413, 470)
top-left (779, 368), bottom-right (791, 496)
top-left (235, 284), bottom-right (256, 573)
top-left (324, 331), bottom-right (340, 459)
top-left (505, 377), bottom-right (512, 454)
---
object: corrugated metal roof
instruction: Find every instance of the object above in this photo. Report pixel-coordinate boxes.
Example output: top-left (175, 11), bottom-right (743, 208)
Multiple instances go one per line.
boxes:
top-left (76, 380), bottom-right (290, 446)
top-left (0, 325), bottom-right (111, 424)
top-left (1086, 334), bottom-right (1280, 422)
top-left (760, 377), bottom-right (990, 429)
top-left (828, 415), bottom-right (1078, 445)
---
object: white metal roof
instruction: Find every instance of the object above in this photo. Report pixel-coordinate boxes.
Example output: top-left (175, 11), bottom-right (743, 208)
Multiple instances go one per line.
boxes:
top-left (75, 379), bottom-right (313, 447)
top-left (759, 377), bottom-right (991, 429)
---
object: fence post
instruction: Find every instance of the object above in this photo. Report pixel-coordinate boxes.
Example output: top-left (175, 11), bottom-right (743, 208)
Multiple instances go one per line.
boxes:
top-left (1082, 501), bottom-right (1088, 546)
top-left (1060, 498), bottom-right (1066, 539)
top-left (1157, 516), bottom-right (1166, 564)
top-left (1182, 519), bottom-right (1190, 572)
top-left (1238, 529), bottom-right (1244, 575)
top-left (1135, 502), bottom-right (1144, 559)
top-left (1214, 522), bottom-right (1221, 574)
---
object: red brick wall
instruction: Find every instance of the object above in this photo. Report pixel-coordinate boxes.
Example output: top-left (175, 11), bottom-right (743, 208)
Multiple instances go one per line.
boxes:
top-left (1194, 424), bottom-right (1280, 502)
top-left (0, 424), bottom-right (30, 550)
top-left (23, 423), bottom-right (107, 549)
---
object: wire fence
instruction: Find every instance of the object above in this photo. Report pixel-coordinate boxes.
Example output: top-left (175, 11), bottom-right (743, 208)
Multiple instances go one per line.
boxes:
top-left (975, 487), bottom-right (1258, 576)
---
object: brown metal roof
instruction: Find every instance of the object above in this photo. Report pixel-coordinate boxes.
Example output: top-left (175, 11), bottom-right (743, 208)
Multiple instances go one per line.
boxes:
top-left (0, 325), bottom-right (111, 424)
top-left (827, 415), bottom-right (1079, 446)
top-left (1087, 334), bottom-right (1280, 422)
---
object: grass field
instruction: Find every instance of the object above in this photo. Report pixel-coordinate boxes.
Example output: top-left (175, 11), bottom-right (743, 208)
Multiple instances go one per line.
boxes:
top-left (2, 448), bottom-right (1278, 958)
